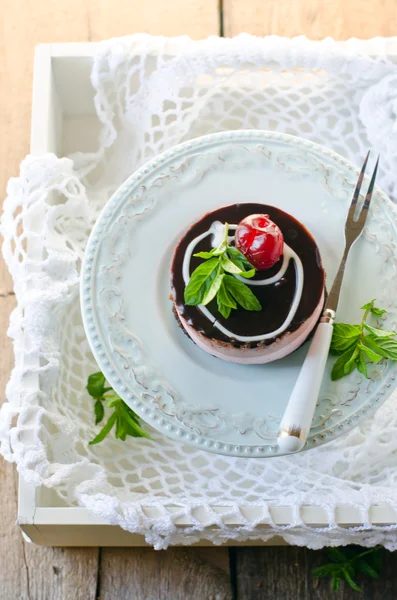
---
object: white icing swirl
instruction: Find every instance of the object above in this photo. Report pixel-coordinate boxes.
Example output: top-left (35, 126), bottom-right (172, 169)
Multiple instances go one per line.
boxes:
top-left (182, 223), bottom-right (304, 343)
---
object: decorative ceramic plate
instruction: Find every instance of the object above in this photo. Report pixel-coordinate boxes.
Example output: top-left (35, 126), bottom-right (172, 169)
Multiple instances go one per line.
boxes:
top-left (81, 131), bottom-right (397, 458)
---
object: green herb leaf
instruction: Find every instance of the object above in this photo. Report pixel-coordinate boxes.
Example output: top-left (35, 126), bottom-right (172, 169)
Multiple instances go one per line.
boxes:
top-left (184, 257), bottom-right (220, 306)
top-left (217, 301), bottom-right (231, 319)
top-left (88, 372), bottom-right (149, 444)
top-left (217, 278), bottom-right (237, 319)
top-left (363, 324), bottom-right (396, 338)
top-left (194, 249), bottom-right (216, 259)
top-left (221, 256), bottom-right (255, 278)
top-left (372, 308), bottom-right (386, 317)
top-left (183, 222), bottom-right (261, 317)
top-left (361, 299), bottom-right (376, 311)
top-left (331, 576), bottom-right (341, 591)
top-left (312, 546), bottom-right (384, 592)
top-left (364, 336), bottom-right (397, 360)
top-left (217, 279), bottom-right (237, 310)
top-left (224, 274), bottom-right (262, 312)
top-left (331, 323), bottom-right (361, 354)
top-left (357, 350), bottom-right (369, 378)
top-left (344, 346), bottom-right (360, 374)
top-left (371, 307), bottom-right (387, 316)
top-left (94, 399), bottom-right (105, 425)
top-left (119, 403), bottom-right (151, 439)
top-left (330, 300), bottom-right (397, 381)
top-left (87, 372), bottom-right (106, 398)
top-left (89, 412), bottom-right (117, 445)
top-left (355, 558), bottom-right (380, 579)
top-left (342, 567), bottom-right (361, 592)
top-left (326, 547), bottom-right (350, 563)
top-left (211, 222), bottom-right (229, 256)
top-left (227, 246), bottom-right (256, 271)
top-left (201, 268), bottom-right (223, 306)
top-left (115, 415), bottom-right (127, 440)
top-left (331, 345), bottom-right (358, 381)
top-left (358, 342), bottom-right (382, 363)
top-left (362, 299), bottom-right (387, 317)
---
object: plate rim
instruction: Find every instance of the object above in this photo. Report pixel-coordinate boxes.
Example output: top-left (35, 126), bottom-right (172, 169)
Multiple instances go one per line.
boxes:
top-left (81, 129), bottom-right (397, 458)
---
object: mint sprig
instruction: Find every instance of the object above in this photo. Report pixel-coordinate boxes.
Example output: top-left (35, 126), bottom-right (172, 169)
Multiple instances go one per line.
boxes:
top-left (312, 545), bottom-right (383, 593)
top-left (184, 223), bottom-right (261, 318)
top-left (87, 372), bottom-right (150, 444)
top-left (330, 300), bottom-right (397, 381)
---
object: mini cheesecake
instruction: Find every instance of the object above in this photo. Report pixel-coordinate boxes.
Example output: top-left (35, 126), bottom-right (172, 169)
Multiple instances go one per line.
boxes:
top-left (170, 203), bottom-right (325, 364)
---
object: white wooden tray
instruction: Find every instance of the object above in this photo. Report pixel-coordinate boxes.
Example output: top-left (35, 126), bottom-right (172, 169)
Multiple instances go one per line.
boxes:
top-left (19, 40), bottom-right (397, 546)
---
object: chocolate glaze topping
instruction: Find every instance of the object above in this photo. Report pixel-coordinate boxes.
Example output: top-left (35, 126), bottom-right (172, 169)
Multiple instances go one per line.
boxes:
top-left (171, 203), bottom-right (325, 348)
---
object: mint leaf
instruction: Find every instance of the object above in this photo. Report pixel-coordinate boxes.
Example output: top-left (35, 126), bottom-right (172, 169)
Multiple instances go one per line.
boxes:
top-left (331, 576), bottom-right (341, 591)
top-left (194, 249), bottom-right (216, 259)
top-left (312, 545), bottom-right (384, 593)
top-left (217, 300), bottom-right (231, 319)
top-left (217, 279), bottom-right (237, 319)
top-left (183, 223), bottom-right (262, 317)
top-left (361, 299), bottom-right (387, 317)
top-left (326, 548), bottom-right (350, 563)
top-left (364, 336), bottom-right (397, 360)
top-left (227, 246), bottom-right (255, 269)
top-left (201, 268), bottom-right (223, 305)
top-left (218, 279), bottom-right (237, 309)
top-left (87, 372), bottom-right (106, 398)
top-left (363, 324), bottom-right (396, 338)
top-left (357, 350), bottom-right (369, 378)
top-left (221, 256), bottom-right (255, 278)
top-left (119, 403), bottom-right (151, 438)
top-left (331, 323), bottom-right (361, 354)
top-left (345, 346), bottom-right (359, 374)
top-left (88, 372), bottom-right (149, 444)
top-left (361, 299), bottom-right (376, 311)
top-left (331, 345), bottom-right (358, 381)
top-left (343, 567), bottom-right (361, 592)
top-left (116, 415), bottom-right (127, 440)
top-left (371, 307), bottom-right (387, 316)
top-left (184, 257), bottom-right (220, 305)
top-left (224, 274), bottom-right (262, 312)
top-left (94, 399), bottom-right (105, 425)
top-left (355, 558), bottom-right (380, 579)
top-left (359, 342), bottom-right (382, 363)
top-left (89, 412), bottom-right (117, 445)
top-left (211, 222), bottom-right (229, 256)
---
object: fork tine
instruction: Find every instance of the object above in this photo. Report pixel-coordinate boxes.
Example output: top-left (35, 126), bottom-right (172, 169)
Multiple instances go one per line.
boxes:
top-left (347, 150), bottom-right (370, 220)
top-left (357, 155), bottom-right (380, 226)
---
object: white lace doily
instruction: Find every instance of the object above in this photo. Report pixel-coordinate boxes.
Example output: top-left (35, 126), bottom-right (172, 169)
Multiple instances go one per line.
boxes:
top-left (2, 34), bottom-right (397, 550)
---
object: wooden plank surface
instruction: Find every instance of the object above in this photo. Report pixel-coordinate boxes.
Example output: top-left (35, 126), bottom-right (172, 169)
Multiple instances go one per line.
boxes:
top-left (0, 0), bottom-right (219, 292)
top-left (99, 548), bottom-right (232, 599)
top-left (224, 0), bottom-right (397, 38)
top-left (0, 2), bottom-right (222, 599)
top-left (1, 1), bottom-right (397, 599)
top-left (235, 546), bottom-right (397, 599)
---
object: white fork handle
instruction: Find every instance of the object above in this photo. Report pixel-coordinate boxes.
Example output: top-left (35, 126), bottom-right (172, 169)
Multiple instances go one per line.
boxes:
top-left (277, 321), bottom-right (333, 453)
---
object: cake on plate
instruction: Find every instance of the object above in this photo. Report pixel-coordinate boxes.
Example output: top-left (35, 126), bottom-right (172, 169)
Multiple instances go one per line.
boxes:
top-left (170, 203), bottom-right (325, 364)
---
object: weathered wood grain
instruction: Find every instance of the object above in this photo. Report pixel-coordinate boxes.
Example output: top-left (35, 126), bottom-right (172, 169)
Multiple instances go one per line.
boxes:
top-left (2, 1), bottom-right (397, 599)
top-left (0, 296), bottom-right (29, 600)
top-left (0, 0), bottom-right (219, 293)
top-left (0, 2), bottom-right (220, 599)
top-left (224, 0), bottom-right (397, 39)
top-left (235, 546), bottom-right (397, 600)
top-left (99, 547), bottom-right (232, 599)
top-left (0, 294), bottom-right (99, 600)
top-left (23, 546), bottom-right (99, 600)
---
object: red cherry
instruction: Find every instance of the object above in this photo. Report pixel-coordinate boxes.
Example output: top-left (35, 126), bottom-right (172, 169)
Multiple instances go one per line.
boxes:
top-left (235, 214), bottom-right (284, 270)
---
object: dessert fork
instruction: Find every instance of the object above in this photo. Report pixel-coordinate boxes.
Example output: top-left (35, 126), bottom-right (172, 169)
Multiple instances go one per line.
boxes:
top-left (277, 152), bottom-right (379, 453)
